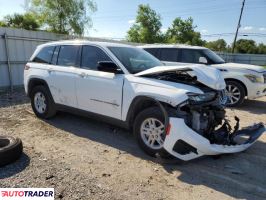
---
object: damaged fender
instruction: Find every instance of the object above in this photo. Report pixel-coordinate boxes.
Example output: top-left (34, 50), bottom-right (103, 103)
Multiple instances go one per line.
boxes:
top-left (164, 117), bottom-right (265, 161)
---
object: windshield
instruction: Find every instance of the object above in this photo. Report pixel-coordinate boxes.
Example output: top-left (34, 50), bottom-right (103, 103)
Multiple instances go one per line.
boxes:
top-left (108, 46), bottom-right (162, 74)
top-left (202, 49), bottom-right (225, 64)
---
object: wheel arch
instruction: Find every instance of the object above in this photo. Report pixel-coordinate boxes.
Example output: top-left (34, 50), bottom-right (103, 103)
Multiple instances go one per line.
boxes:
top-left (28, 78), bottom-right (50, 97)
top-left (225, 78), bottom-right (248, 96)
top-left (126, 96), bottom-right (171, 130)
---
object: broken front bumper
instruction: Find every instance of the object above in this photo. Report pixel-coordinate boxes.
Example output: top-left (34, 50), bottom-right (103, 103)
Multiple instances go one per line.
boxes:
top-left (163, 118), bottom-right (265, 161)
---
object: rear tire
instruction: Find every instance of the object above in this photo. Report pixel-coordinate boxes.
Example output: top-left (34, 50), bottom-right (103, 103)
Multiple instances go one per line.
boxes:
top-left (225, 80), bottom-right (245, 107)
top-left (30, 85), bottom-right (56, 119)
top-left (133, 107), bottom-right (170, 158)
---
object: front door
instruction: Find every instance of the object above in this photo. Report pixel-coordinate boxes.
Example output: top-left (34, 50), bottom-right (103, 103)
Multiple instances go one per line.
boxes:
top-left (76, 45), bottom-right (124, 119)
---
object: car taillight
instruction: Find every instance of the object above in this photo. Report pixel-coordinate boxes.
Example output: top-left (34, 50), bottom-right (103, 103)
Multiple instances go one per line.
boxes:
top-left (24, 64), bottom-right (30, 70)
top-left (166, 123), bottom-right (171, 135)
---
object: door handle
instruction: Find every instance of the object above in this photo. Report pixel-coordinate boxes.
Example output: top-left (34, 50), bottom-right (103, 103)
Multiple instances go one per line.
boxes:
top-left (79, 72), bottom-right (87, 78)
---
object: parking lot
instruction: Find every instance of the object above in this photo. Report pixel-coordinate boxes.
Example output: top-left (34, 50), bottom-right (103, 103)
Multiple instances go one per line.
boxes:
top-left (0, 91), bottom-right (265, 200)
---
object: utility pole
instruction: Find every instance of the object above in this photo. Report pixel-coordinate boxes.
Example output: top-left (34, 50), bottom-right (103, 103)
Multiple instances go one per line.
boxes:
top-left (232, 0), bottom-right (246, 53)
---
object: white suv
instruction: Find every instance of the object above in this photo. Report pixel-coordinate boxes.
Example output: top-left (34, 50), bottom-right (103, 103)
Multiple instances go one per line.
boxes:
top-left (140, 44), bottom-right (266, 107)
top-left (24, 40), bottom-right (265, 161)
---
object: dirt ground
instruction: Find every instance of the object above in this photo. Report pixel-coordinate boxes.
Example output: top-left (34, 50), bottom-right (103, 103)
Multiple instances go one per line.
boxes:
top-left (0, 91), bottom-right (265, 200)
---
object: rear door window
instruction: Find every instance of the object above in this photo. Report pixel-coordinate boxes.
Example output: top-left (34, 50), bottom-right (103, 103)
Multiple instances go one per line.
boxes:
top-left (81, 45), bottom-right (112, 70)
top-left (32, 46), bottom-right (55, 64)
top-left (160, 48), bottom-right (179, 62)
top-left (57, 45), bottom-right (80, 67)
top-left (181, 49), bottom-right (203, 63)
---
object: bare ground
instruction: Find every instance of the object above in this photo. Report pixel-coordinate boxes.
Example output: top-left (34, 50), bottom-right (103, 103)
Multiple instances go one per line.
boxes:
top-left (0, 91), bottom-right (265, 200)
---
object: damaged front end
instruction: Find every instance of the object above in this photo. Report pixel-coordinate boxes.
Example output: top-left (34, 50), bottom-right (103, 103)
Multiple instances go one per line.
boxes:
top-left (164, 92), bottom-right (265, 161)
top-left (135, 64), bottom-right (265, 161)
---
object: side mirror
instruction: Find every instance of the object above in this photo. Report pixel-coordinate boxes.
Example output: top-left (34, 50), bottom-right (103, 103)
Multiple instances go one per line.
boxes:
top-left (199, 57), bottom-right (208, 64)
top-left (97, 61), bottom-right (122, 74)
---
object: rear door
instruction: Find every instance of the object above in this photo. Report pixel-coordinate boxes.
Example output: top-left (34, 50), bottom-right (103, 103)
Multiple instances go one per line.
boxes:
top-left (75, 45), bottom-right (124, 119)
top-left (46, 45), bottom-right (80, 108)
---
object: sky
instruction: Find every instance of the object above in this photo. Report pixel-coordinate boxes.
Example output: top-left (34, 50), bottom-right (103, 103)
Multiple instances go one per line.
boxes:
top-left (0, 0), bottom-right (266, 44)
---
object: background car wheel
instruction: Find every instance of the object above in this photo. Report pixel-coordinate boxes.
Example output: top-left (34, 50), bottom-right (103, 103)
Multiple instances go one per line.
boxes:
top-left (133, 107), bottom-right (170, 158)
top-left (30, 85), bottom-right (56, 119)
top-left (0, 136), bottom-right (23, 167)
top-left (225, 80), bottom-right (245, 107)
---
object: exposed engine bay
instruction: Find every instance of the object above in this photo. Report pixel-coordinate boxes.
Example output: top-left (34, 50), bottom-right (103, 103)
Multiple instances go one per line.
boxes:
top-left (145, 70), bottom-right (202, 87)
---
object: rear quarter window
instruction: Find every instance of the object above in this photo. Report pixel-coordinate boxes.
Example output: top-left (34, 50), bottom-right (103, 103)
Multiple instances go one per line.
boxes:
top-left (32, 46), bottom-right (55, 64)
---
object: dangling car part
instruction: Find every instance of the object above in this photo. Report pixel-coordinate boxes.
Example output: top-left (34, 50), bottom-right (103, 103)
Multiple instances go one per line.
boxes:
top-left (136, 65), bottom-right (265, 161)
top-left (162, 97), bottom-right (265, 161)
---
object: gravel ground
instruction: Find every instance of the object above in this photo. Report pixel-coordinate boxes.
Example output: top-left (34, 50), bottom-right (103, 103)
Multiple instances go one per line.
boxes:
top-left (0, 91), bottom-right (266, 200)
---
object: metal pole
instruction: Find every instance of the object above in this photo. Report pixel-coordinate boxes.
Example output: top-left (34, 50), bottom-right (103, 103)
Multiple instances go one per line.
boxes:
top-left (3, 33), bottom-right (13, 92)
top-left (232, 0), bottom-right (246, 53)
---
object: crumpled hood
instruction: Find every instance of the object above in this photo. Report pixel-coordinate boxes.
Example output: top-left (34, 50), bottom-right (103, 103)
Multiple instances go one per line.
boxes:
top-left (134, 64), bottom-right (226, 90)
top-left (213, 62), bottom-right (266, 73)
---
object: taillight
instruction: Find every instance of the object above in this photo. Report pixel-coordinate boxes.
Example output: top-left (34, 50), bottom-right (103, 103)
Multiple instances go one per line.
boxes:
top-left (166, 123), bottom-right (171, 135)
top-left (24, 64), bottom-right (30, 70)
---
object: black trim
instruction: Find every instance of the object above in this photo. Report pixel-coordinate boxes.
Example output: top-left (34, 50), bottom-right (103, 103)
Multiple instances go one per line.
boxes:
top-left (55, 104), bottom-right (129, 129)
top-left (27, 78), bottom-right (50, 97)
top-left (173, 140), bottom-right (198, 155)
top-left (126, 96), bottom-right (169, 129)
top-left (90, 98), bottom-right (119, 107)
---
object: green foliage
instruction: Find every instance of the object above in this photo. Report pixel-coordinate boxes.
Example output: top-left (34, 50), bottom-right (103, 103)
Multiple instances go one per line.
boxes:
top-left (165, 17), bottom-right (205, 46)
top-left (205, 39), bottom-right (227, 52)
top-left (127, 4), bottom-right (163, 43)
top-left (257, 43), bottom-right (266, 54)
top-left (234, 39), bottom-right (257, 54)
top-left (0, 21), bottom-right (7, 27)
top-left (0, 13), bottom-right (40, 30)
top-left (28, 0), bottom-right (97, 35)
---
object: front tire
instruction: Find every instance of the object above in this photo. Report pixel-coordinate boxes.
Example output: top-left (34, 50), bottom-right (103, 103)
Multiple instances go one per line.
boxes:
top-left (225, 80), bottom-right (245, 107)
top-left (30, 85), bottom-right (56, 119)
top-left (133, 107), bottom-right (170, 157)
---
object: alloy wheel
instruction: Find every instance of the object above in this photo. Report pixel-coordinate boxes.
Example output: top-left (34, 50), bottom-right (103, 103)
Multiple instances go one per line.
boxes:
top-left (34, 92), bottom-right (47, 114)
top-left (140, 118), bottom-right (165, 150)
top-left (226, 84), bottom-right (241, 105)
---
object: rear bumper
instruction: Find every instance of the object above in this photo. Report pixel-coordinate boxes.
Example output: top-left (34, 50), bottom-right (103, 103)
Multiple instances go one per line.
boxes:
top-left (164, 117), bottom-right (265, 161)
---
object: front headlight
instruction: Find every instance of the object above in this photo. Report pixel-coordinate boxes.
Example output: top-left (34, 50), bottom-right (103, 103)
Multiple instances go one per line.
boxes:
top-left (244, 74), bottom-right (264, 83)
top-left (187, 92), bottom-right (216, 102)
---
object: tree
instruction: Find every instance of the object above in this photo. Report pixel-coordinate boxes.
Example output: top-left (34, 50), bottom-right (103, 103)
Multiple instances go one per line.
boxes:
top-left (234, 39), bottom-right (257, 54)
top-left (205, 39), bottom-right (227, 52)
top-left (28, 0), bottom-right (97, 35)
top-left (127, 4), bottom-right (163, 43)
top-left (165, 17), bottom-right (205, 46)
top-left (0, 13), bottom-right (40, 30)
top-left (257, 43), bottom-right (266, 54)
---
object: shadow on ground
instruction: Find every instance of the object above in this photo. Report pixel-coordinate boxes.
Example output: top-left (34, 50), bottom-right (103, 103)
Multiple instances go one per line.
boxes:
top-left (233, 98), bottom-right (266, 114)
top-left (0, 91), bottom-right (29, 108)
top-left (0, 153), bottom-right (30, 179)
top-left (46, 111), bottom-right (266, 200)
